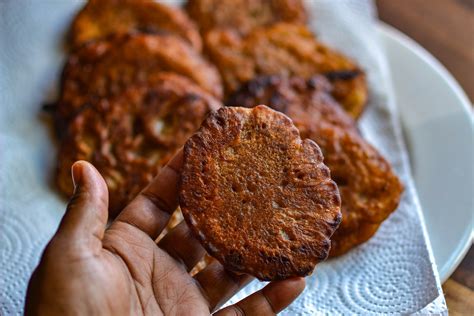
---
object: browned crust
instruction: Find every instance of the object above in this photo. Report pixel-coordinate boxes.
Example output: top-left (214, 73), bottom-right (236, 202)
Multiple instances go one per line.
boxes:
top-left (329, 217), bottom-right (380, 257)
top-left (226, 75), bottom-right (357, 132)
top-left (205, 23), bottom-right (367, 118)
top-left (226, 76), bottom-right (404, 257)
top-left (56, 73), bottom-right (222, 216)
top-left (57, 33), bottom-right (222, 125)
top-left (311, 125), bottom-right (403, 257)
top-left (69, 0), bottom-right (202, 51)
top-left (186, 0), bottom-right (306, 35)
top-left (179, 105), bottom-right (342, 280)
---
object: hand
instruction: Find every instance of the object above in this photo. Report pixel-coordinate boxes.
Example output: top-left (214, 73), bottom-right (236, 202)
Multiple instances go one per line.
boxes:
top-left (25, 150), bottom-right (305, 315)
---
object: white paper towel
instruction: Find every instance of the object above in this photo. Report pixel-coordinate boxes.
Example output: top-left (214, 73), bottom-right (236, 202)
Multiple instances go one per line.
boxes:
top-left (0, 0), bottom-right (447, 314)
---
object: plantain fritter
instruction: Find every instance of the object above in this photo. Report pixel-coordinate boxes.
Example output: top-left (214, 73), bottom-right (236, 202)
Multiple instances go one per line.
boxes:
top-left (180, 105), bottom-right (342, 280)
top-left (205, 23), bottom-right (367, 118)
top-left (56, 73), bottom-right (222, 216)
top-left (227, 75), bottom-right (357, 132)
top-left (186, 0), bottom-right (306, 35)
top-left (69, 0), bottom-right (202, 51)
top-left (56, 33), bottom-right (222, 127)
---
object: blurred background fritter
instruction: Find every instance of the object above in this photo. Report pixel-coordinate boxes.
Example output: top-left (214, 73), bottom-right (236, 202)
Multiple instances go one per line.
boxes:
top-left (227, 75), bottom-right (357, 131)
top-left (56, 73), bottom-right (222, 216)
top-left (69, 0), bottom-right (202, 51)
top-left (57, 33), bottom-right (222, 125)
top-left (205, 23), bottom-right (367, 118)
top-left (186, 0), bottom-right (307, 35)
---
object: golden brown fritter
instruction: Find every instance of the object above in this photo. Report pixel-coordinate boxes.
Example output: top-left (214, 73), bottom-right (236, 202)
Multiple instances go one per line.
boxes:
top-left (309, 125), bottom-right (403, 257)
top-left (180, 105), bottom-right (342, 281)
top-left (226, 75), bottom-right (357, 132)
top-left (69, 0), bottom-right (202, 51)
top-left (56, 73), bottom-right (222, 216)
top-left (205, 23), bottom-right (367, 118)
top-left (186, 0), bottom-right (306, 35)
top-left (227, 76), bottom-right (403, 257)
top-left (57, 33), bottom-right (222, 125)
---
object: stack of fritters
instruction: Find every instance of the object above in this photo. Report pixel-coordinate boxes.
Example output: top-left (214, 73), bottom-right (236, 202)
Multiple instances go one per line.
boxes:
top-left (187, 0), bottom-right (367, 119)
top-left (53, 0), bottom-right (403, 259)
top-left (55, 0), bottom-right (223, 216)
top-left (57, 32), bottom-right (222, 124)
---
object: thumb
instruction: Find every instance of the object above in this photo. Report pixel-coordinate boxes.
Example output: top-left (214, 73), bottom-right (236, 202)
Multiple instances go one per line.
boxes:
top-left (53, 161), bottom-right (109, 251)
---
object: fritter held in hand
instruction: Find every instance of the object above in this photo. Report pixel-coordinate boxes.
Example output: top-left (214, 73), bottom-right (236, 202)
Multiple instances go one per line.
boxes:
top-left (70, 0), bottom-right (202, 51)
top-left (56, 73), bottom-right (222, 216)
top-left (186, 0), bottom-right (306, 35)
top-left (206, 23), bottom-right (367, 118)
top-left (180, 105), bottom-right (342, 281)
top-left (227, 76), bottom-right (403, 257)
top-left (57, 33), bottom-right (222, 125)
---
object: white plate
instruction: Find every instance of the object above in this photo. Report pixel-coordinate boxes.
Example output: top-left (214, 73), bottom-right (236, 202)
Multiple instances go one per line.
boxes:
top-left (378, 23), bottom-right (473, 282)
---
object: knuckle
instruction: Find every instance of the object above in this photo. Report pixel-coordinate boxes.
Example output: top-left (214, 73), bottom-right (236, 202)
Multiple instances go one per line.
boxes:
top-left (219, 306), bottom-right (245, 316)
top-left (232, 306), bottom-right (246, 316)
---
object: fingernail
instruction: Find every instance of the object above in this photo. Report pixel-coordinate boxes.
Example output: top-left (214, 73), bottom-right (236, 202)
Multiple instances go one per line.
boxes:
top-left (71, 161), bottom-right (84, 189)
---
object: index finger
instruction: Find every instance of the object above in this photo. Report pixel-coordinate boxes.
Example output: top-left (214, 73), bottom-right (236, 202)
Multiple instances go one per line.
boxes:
top-left (110, 149), bottom-right (183, 239)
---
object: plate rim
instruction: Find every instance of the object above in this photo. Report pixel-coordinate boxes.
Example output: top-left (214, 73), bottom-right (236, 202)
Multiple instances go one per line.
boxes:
top-left (377, 22), bottom-right (473, 282)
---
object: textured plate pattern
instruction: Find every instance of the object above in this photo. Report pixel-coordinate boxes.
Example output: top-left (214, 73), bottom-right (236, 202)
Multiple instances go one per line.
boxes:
top-left (0, 0), bottom-right (446, 314)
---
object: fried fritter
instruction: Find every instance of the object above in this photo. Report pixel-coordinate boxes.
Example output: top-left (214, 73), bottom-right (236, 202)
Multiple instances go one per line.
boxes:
top-left (57, 33), bottom-right (222, 125)
top-left (311, 125), bottom-right (403, 257)
top-left (56, 73), bottom-right (222, 216)
top-left (227, 75), bottom-right (357, 132)
top-left (205, 23), bottom-right (367, 118)
top-left (227, 76), bottom-right (403, 257)
top-left (186, 0), bottom-right (306, 35)
top-left (180, 105), bottom-right (342, 281)
top-left (70, 0), bottom-right (202, 51)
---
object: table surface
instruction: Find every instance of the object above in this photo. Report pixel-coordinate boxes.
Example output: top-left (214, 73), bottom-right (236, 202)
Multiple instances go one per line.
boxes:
top-left (376, 0), bottom-right (473, 314)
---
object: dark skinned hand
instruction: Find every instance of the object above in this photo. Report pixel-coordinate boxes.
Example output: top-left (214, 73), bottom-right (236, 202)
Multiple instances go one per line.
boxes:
top-left (25, 150), bottom-right (305, 315)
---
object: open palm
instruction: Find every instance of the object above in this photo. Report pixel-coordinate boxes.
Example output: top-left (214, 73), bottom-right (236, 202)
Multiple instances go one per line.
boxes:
top-left (25, 151), bottom-right (304, 315)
